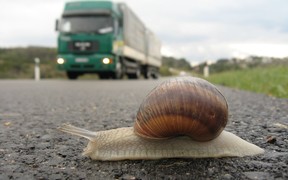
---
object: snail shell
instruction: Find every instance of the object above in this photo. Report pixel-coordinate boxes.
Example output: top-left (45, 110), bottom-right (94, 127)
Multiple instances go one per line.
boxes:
top-left (58, 77), bottom-right (264, 161)
top-left (134, 77), bottom-right (228, 141)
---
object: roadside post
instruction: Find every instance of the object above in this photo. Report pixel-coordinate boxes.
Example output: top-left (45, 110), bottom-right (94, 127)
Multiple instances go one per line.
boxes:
top-left (34, 57), bottom-right (40, 81)
top-left (203, 61), bottom-right (209, 77)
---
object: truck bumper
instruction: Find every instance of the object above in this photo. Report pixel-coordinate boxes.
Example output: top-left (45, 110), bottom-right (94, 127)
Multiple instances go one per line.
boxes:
top-left (56, 54), bottom-right (116, 72)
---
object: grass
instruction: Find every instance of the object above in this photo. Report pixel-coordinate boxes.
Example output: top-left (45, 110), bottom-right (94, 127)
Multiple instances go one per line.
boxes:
top-left (206, 66), bottom-right (288, 98)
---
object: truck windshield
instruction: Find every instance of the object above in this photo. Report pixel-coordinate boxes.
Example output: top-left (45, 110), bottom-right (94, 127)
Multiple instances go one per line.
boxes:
top-left (59, 16), bottom-right (113, 34)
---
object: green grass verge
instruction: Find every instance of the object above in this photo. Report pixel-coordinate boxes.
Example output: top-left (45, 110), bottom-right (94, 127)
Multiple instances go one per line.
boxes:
top-left (207, 66), bottom-right (288, 98)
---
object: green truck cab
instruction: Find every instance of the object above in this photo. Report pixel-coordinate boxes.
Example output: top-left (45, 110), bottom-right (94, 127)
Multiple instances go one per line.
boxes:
top-left (55, 1), bottom-right (161, 79)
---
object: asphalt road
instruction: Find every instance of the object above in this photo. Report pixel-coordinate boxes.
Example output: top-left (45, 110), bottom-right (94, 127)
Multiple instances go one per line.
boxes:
top-left (0, 78), bottom-right (287, 180)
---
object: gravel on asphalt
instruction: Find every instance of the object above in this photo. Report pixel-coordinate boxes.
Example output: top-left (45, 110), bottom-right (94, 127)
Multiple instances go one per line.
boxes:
top-left (0, 78), bottom-right (287, 179)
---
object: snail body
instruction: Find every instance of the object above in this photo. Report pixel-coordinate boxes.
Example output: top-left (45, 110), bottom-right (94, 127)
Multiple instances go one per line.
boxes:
top-left (58, 77), bottom-right (264, 161)
top-left (59, 125), bottom-right (264, 161)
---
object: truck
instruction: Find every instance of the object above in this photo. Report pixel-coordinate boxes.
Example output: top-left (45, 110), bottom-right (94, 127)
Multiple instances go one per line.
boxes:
top-left (55, 1), bottom-right (162, 80)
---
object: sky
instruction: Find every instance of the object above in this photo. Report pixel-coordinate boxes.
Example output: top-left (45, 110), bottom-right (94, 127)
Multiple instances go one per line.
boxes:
top-left (1, 0), bottom-right (288, 64)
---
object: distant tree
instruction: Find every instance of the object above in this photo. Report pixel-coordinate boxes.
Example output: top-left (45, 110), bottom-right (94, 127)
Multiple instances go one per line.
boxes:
top-left (162, 56), bottom-right (192, 70)
top-left (0, 47), bottom-right (58, 78)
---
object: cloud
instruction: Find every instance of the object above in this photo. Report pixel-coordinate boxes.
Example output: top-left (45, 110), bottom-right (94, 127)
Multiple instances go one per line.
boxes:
top-left (144, 0), bottom-right (288, 61)
top-left (229, 43), bottom-right (288, 58)
top-left (0, 1), bottom-right (63, 46)
top-left (1, 0), bottom-right (288, 63)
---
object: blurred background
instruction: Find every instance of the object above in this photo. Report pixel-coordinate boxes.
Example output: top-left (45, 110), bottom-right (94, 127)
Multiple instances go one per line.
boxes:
top-left (0, 0), bottom-right (287, 98)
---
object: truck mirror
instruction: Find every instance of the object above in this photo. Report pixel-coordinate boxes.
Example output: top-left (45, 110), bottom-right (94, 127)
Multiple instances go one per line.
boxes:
top-left (55, 19), bottom-right (59, 31)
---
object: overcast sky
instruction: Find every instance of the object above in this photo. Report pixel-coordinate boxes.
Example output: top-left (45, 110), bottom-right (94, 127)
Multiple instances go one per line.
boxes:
top-left (1, 0), bottom-right (288, 64)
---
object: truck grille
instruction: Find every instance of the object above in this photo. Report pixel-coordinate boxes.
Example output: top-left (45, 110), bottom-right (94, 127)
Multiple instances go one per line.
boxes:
top-left (70, 64), bottom-right (95, 69)
top-left (69, 41), bottom-right (99, 53)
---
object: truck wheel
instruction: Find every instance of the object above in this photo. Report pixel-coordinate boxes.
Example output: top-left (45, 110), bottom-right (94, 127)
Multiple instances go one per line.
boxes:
top-left (112, 62), bottom-right (124, 79)
top-left (66, 71), bottom-right (79, 80)
top-left (144, 67), bottom-right (152, 79)
top-left (127, 68), bottom-right (141, 79)
top-left (152, 72), bottom-right (159, 79)
top-left (152, 68), bottom-right (159, 79)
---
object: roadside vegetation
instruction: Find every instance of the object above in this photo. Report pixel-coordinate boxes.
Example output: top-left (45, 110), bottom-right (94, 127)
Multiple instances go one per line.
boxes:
top-left (0, 47), bottom-right (191, 79)
top-left (0, 46), bottom-right (287, 98)
top-left (0, 47), bottom-right (65, 79)
top-left (192, 57), bottom-right (287, 98)
top-left (206, 65), bottom-right (288, 98)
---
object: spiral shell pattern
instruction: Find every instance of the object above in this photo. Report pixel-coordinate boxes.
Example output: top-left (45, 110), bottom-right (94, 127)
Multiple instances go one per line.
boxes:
top-left (134, 77), bottom-right (228, 141)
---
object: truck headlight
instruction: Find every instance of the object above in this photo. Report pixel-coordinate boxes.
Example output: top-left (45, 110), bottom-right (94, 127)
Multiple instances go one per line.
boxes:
top-left (102, 58), bottom-right (112, 64)
top-left (57, 58), bottom-right (65, 64)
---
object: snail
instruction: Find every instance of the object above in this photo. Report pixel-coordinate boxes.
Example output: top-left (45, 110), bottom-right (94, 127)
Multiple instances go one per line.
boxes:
top-left (58, 77), bottom-right (264, 161)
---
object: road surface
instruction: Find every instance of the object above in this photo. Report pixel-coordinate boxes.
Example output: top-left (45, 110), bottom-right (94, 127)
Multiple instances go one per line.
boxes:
top-left (0, 78), bottom-right (287, 179)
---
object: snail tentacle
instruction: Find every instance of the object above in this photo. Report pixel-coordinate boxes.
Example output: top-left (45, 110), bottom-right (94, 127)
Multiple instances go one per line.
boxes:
top-left (58, 124), bottom-right (97, 141)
